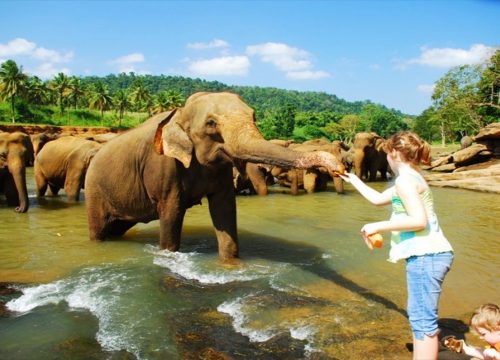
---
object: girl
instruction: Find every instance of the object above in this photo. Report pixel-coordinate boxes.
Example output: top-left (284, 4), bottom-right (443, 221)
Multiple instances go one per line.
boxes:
top-left (339, 131), bottom-right (454, 360)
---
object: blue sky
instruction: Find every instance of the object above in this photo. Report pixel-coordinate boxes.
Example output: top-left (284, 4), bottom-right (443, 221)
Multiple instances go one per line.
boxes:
top-left (1, 0), bottom-right (498, 115)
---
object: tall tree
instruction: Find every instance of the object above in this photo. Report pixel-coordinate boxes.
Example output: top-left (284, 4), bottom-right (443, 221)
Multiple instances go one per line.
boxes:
top-left (0, 60), bottom-right (28, 123)
top-left (113, 89), bottom-right (130, 126)
top-left (432, 65), bottom-right (482, 145)
top-left (49, 72), bottom-right (70, 115)
top-left (26, 76), bottom-right (49, 106)
top-left (65, 77), bottom-right (86, 110)
top-left (128, 79), bottom-right (151, 113)
top-left (88, 81), bottom-right (113, 124)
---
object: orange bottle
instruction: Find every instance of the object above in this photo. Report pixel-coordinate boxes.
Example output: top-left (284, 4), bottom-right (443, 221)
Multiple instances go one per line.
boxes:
top-left (368, 233), bottom-right (383, 248)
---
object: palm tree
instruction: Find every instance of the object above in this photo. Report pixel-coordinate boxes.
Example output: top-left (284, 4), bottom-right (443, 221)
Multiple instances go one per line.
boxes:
top-left (128, 79), bottom-right (151, 113)
top-left (152, 90), bottom-right (185, 114)
top-left (48, 72), bottom-right (70, 115)
top-left (0, 60), bottom-right (28, 123)
top-left (65, 77), bottom-right (85, 110)
top-left (113, 89), bottom-right (130, 126)
top-left (88, 81), bottom-right (113, 125)
top-left (26, 76), bottom-right (49, 106)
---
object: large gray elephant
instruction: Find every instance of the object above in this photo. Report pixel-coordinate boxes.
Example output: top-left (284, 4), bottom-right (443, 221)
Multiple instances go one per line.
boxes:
top-left (85, 92), bottom-right (343, 261)
top-left (352, 132), bottom-right (389, 181)
top-left (34, 136), bottom-right (102, 202)
top-left (0, 132), bottom-right (34, 212)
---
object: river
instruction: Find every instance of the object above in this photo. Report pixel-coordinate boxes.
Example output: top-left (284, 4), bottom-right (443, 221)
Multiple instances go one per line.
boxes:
top-left (0, 168), bottom-right (498, 359)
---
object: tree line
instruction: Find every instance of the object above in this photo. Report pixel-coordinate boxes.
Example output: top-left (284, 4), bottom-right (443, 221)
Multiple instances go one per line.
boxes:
top-left (1, 49), bottom-right (498, 143)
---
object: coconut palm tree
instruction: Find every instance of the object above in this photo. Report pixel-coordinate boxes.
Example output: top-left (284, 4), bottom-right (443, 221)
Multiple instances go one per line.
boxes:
top-left (128, 79), bottom-right (151, 112)
top-left (26, 76), bottom-right (49, 106)
top-left (88, 81), bottom-right (113, 125)
top-left (113, 89), bottom-right (130, 127)
top-left (0, 59), bottom-right (28, 123)
top-left (65, 77), bottom-right (86, 110)
top-left (48, 72), bottom-right (70, 115)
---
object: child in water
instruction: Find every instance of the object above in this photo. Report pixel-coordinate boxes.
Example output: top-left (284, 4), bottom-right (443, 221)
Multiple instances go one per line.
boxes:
top-left (339, 131), bottom-right (454, 360)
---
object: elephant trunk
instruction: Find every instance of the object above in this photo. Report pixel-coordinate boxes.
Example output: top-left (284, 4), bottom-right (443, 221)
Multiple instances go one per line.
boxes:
top-left (9, 160), bottom-right (29, 213)
top-left (226, 138), bottom-right (344, 173)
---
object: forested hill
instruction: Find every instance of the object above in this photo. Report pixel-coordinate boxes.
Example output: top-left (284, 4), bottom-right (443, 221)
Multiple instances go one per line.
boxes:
top-left (80, 73), bottom-right (403, 116)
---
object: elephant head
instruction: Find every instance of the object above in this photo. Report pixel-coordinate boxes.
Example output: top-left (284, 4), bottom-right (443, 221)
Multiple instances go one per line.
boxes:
top-left (0, 132), bottom-right (34, 212)
top-left (154, 92), bottom-right (344, 174)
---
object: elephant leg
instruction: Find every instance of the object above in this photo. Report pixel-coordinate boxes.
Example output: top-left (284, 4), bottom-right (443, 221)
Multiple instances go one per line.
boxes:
top-left (64, 169), bottom-right (84, 202)
top-left (208, 185), bottom-right (238, 261)
top-left (157, 198), bottom-right (186, 251)
top-left (246, 164), bottom-right (268, 196)
top-left (303, 171), bottom-right (317, 193)
top-left (333, 176), bottom-right (344, 194)
top-left (290, 169), bottom-right (299, 195)
top-left (35, 171), bottom-right (48, 197)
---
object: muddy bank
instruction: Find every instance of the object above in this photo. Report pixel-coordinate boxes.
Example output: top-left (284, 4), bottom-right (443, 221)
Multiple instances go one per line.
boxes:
top-left (0, 124), bottom-right (124, 137)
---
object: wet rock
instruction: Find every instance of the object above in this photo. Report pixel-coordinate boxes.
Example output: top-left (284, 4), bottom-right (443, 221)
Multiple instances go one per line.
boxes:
top-left (0, 283), bottom-right (22, 317)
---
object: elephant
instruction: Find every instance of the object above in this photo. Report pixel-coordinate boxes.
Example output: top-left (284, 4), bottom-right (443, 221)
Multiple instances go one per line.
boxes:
top-left (84, 92), bottom-right (344, 261)
top-left (352, 132), bottom-right (389, 182)
top-left (34, 136), bottom-right (102, 202)
top-left (0, 131), bottom-right (34, 212)
top-left (460, 135), bottom-right (474, 149)
top-left (274, 141), bottom-right (349, 195)
top-left (31, 132), bottom-right (60, 157)
top-left (232, 161), bottom-right (274, 196)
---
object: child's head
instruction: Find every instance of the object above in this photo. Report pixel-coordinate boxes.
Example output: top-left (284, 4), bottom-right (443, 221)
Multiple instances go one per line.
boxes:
top-left (470, 303), bottom-right (500, 346)
top-left (384, 131), bottom-right (431, 167)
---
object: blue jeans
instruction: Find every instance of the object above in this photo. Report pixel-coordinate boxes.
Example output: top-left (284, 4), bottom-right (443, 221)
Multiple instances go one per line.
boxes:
top-left (406, 251), bottom-right (454, 340)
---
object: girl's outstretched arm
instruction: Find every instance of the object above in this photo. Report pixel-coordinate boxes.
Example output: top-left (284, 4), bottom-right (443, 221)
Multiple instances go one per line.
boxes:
top-left (339, 173), bottom-right (392, 206)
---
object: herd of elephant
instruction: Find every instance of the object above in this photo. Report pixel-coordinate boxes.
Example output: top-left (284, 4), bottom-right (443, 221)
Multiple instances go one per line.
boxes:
top-left (0, 92), bottom-right (390, 260)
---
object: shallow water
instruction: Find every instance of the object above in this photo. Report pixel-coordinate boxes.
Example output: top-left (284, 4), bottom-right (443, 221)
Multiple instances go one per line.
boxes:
top-left (0, 168), bottom-right (498, 359)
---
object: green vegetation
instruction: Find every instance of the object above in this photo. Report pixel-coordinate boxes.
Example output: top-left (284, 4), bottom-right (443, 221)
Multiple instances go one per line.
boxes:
top-left (1, 49), bottom-right (498, 142)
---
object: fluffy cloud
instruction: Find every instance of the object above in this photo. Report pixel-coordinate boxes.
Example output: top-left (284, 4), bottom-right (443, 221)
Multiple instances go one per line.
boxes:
top-left (0, 38), bottom-right (73, 64)
top-left (187, 39), bottom-right (229, 50)
top-left (188, 56), bottom-right (250, 76)
top-left (408, 44), bottom-right (497, 68)
top-left (33, 63), bottom-right (71, 78)
top-left (246, 42), bottom-right (329, 80)
top-left (246, 42), bottom-right (312, 72)
top-left (109, 52), bottom-right (146, 73)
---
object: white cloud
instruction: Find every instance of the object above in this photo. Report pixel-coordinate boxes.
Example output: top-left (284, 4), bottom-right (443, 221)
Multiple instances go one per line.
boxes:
top-left (408, 44), bottom-right (497, 68)
top-left (32, 63), bottom-right (71, 79)
top-left (0, 38), bottom-right (73, 63)
top-left (109, 52), bottom-right (146, 73)
top-left (287, 70), bottom-right (330, 80)
top-left (369, 64), bottom-right (381, 70)
top-left (246, 42), bottom-right (312, 72)
top-left (417, 84), bottom-right (435, 94)
top-left (187, 39), bottom-right (229, 50)
top-left (188, 56), bottom-right (250, 76)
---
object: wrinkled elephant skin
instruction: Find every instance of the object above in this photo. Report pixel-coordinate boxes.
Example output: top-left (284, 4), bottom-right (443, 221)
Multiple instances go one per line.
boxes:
top-left (85, 92), bottom-right (343, 261)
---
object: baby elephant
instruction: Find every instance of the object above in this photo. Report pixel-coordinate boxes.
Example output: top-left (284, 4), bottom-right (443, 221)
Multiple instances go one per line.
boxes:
top-left (34, 136), bottom-right (102, 202)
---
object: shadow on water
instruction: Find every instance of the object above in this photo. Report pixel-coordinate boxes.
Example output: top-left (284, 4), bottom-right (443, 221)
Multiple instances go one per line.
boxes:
top-left (177, 225), bottom-right (408, 318)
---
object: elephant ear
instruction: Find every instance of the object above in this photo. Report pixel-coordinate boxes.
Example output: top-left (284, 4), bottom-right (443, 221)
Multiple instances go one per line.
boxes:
top-left (154, 109), bottom-right (193, 168)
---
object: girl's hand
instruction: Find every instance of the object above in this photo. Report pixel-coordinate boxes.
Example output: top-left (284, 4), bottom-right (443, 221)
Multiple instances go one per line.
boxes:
top-left (483, 348), bottom-right (500, 360)
top-left (361, 224), bottom-right (379, 250)
top-left (338, 173), bottom-right (359, 183)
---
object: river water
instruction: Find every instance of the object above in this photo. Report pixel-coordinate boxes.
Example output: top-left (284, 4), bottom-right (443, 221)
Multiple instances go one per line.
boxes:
top-left (0, 168), bottom-right (498, 359)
